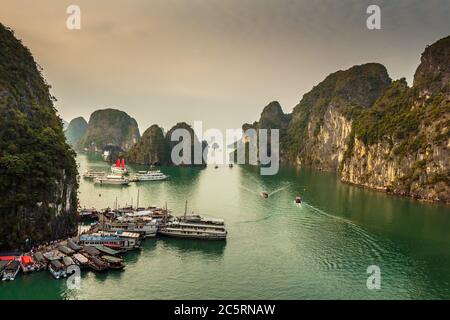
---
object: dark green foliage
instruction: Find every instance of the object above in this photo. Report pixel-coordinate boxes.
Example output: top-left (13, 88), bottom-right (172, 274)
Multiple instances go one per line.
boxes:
top-left (353, 78), bottom-right (449, 157)
top-left (78, 108), bottom-right (140, 151)
top-left (126, 124), bottom-right (170, 165)
top-left (0, 24), bottom-right (78, 250)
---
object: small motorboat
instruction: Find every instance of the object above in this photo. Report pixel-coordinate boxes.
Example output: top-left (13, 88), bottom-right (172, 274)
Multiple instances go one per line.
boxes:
top-left (214, 165), bottom-right (219, 169)
top-left (229, 164), bottom-right (233, 168)
top-left (295, 196), bottom-right (302, 204)
top-left (261, 192), bottom-right (269, 199)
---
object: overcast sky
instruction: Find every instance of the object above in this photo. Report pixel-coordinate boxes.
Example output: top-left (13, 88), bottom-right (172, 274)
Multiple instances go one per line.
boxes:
top-left (1, 0), bottom-right (449, 133)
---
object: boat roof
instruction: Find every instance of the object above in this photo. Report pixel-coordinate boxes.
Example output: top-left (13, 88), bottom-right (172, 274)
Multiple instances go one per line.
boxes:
top-left (73, 253), bottom-right (89, 264)
top-left (0, 256), bottom-right (16, 261)
top-left (101, 255), bottom-right (123, 264)
top-left (33, 252), bottom-right (45, 262)
top-left (95, 231), bottom-right (140, 238)
top-left (58, 245), bottom-right (75, 255)
top-left (63, 256), bottom-right (75, 265)
top-left (50, 260), bottom-right (63, 269)
top-left (21, 255), bottom-right (34, 265)
top-left (94, 245), bottom-right (120, 256)
top-left (67, 239), bottom-right (82, 251)
top-left (80, 235), bottom-right (120, 241)
top-left (6, 260), bottom-right (20, 269)
top-left (82, 246), bottom-right (101, 256)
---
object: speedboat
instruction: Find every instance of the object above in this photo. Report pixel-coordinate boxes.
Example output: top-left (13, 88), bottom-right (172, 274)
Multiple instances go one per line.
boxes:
top-left (295, 196), bottom-right (302, 204)
top-left (261, 192), bottom-right (269, 199)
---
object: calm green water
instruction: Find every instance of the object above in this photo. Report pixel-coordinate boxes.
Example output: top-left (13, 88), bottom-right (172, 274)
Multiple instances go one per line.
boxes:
top-left (1, 154), bottom-right (450, 300)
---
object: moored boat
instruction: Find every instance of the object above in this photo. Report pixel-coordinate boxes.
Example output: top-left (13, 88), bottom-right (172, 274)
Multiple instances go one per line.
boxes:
top-left (159, 221), bottom-right (228, 240)
top-left (2, 260), bottom-right (20, 281)
top-left (94, 174), bottom-right (130, 186)
top-left (79, 208), bottom-right (99, 220)
top-left (0, 260), bottom-right (10, 278)
top-left (49, 260), bottom-right (66, 279)
top-left (101, 255), bottom-right (124, 270)
top-left (87, 255), bottom-right (109, 272)
top-left (33, 252), bottom-right (47, 271)
top-left (58, 245), bottom-right (75, 256)
top-left (73, 253), bottom-right (89, 268)
top-left (79, 234), bottom-right (138, 251)
top-left (20, 255), bottom-right (35, 273)
top-left (132, 170), bottom-right (168, 182)
top-left (83, 170), bottom-right (106, 180)
top-left (111, 159), bottom-right (128, 175)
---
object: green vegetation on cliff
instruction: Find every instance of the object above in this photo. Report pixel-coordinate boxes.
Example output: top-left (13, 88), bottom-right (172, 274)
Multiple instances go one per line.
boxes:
top-left (127, 124), bottom-right (169, 165)
top-left (0, 24), bottom-right (78, 249)
top-left (78, 108), bottom-right (140, 152)
top-left (285, 63), bottom-right (392, 159)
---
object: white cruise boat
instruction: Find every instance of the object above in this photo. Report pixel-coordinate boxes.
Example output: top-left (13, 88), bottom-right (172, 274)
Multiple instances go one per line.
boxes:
top-left (94, 174), bottom-right (130, 186)
top-left (83, 170), bottom-right (106, 180)
top-left (101, 219), bottom-right (158, 238)
top-left (133, 170), bottom-right (168, 181)
top-left (159, 220), bottom-right (227, 240)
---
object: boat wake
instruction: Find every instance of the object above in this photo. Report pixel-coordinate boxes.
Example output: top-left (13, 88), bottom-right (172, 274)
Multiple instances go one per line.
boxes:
top-left (302, 202), bottom-right (384, 258)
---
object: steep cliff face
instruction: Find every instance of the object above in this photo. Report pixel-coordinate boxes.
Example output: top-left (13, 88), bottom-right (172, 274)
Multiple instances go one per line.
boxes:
top-left (341, 37), bottom-right (450, 202)
top-left (127, 124), bottom-right (169, 165)
top-left (285, 63), bottom-right (391, 167)
top-left (64, 116), bottom-right (87, 148)
top-left (78, 108), bottom-right (140, 152)
top-left (0, 24), bottom-right (78, 250)
top-left (244, 36), bottom-right (449, 203)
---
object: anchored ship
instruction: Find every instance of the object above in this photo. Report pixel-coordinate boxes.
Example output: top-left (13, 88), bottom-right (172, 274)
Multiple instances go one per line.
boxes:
top-left (94, 174), bottom-right (130, 186)
top-left (158, 201), bottom-right (227, 240)
top-left (132, 170), bottom-right (168, 182)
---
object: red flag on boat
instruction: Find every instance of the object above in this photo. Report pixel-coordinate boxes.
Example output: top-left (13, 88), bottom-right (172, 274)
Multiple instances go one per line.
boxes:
top-left (121, 159), bottom-right (125, 168)
top-left (115, 159), bottom-right (120, 167)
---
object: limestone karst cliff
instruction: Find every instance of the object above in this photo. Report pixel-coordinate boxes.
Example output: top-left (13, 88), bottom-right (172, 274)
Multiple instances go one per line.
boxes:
top-left (0, 24), bottom-right (79, 249)
top-left (64, 116), bottom-right (87, 149)
top-left (242, 36), bottom-right (449, 203)
top-left (78, 108), bottom-right (140, 152)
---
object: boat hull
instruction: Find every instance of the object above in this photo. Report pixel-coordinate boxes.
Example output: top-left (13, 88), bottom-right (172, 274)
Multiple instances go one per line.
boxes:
top-left (158, 230), bottom-right (227, 241)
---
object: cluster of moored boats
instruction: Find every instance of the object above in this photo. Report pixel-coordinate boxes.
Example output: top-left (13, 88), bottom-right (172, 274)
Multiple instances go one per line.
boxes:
top-left (1, 202), bottom-right (227, 282)
top-left (82, 159), bottom-right (169, 186)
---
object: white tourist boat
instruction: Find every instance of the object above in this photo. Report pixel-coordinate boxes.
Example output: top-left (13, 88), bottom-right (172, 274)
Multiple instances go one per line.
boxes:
top-left (94, 174), bottom-right (130, 185)
top-left (159, 201), bottom-right (227, 240)
top-left (83, 170), bottom-right (106, 180)
top-left (101, 218), bottom-right (158, 238)
top-left (133, 170), bottom-right (168, 182)
top-left (158, 220), bottom-right (227, 240)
